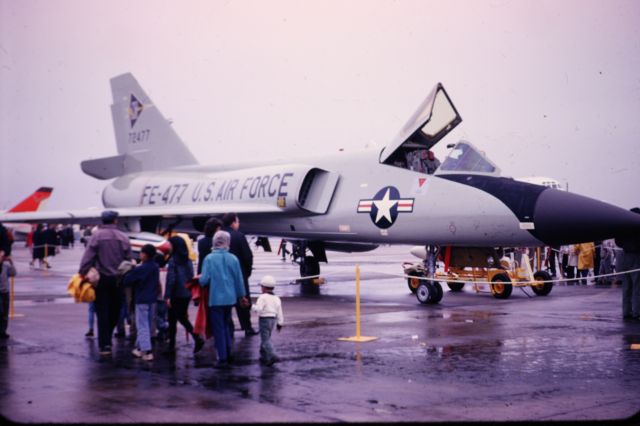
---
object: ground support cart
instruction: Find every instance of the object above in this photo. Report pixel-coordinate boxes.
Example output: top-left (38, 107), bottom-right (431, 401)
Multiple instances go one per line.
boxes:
top-left (403, 251), bottom-right (553, 305)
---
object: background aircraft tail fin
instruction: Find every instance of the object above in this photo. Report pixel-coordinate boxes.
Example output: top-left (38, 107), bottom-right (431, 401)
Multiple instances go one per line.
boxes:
top-left (8, 187), bottom-right (53, 212)
top-left (82, 73), bottom-right (197, 179)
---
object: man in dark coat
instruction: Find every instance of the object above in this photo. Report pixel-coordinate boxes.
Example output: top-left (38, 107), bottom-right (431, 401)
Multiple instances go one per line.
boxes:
top-left (79, 211), bottom-right (132, 354)
top-left (615, 207), bottom-right (640, 321)
top-left (222, 213), bottom-right (258, 336)
top-left (0, 222), bottom-right (11, 257)
top-left (31, 224), bottom-right (49, 268)
top-left (197, 218), bottom-right (222, 275)
top-left (44, 224), bottom-right (59, 258)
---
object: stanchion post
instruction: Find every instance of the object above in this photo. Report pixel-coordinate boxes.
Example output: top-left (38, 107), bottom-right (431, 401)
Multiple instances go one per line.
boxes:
top-left (338, 264), bottom-right (377, 343)
top-left (355, 264), bottom-right (361, 338)
top-left (9, 275), bottom-right (23, 319)
top-left (9, 275), bottom-right (14, 318)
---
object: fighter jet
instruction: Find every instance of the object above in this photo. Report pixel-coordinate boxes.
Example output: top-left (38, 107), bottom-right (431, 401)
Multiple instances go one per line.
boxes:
top-left (2, 73), bottom-right (639, 299)
top-left (1, 187), bottom-right (53, 240)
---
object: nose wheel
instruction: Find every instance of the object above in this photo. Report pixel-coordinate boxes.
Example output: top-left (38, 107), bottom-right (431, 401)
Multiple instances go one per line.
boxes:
top-left (415, 282), bottom-right (443, 304)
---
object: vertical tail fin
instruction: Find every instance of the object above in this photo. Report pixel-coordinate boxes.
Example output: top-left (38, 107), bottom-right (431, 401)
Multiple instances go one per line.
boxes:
top-left (8, 187), bottom-right (53, 212)
top-left (81, 73), bottom-right (197, 179)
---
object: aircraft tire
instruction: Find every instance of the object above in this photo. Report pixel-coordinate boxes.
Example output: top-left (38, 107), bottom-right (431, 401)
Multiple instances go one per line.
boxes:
top-left (531, 271), bottom-right (553, 296)
top-left (431, 282), bottom-right (444, 303)
top-left (300, 256), bottom-right (320, 295)
top-left (415, 282), bottom-right (443, 305)
top-left (447, 282), bottom-right (465, 292)
top-left (490, 273), bottom-right (513, 299)
top-left (407, 271), bottom-right (423, 294)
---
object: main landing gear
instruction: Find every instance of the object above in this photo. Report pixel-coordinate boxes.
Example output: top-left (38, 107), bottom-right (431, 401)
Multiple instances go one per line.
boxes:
top-left (291, 241), bottom-right (324, 295)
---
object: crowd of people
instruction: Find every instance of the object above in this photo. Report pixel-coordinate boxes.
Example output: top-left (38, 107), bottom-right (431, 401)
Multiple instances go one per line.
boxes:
top-left (22, 223), bottom-right (79, 269)
top-left (542, 240), bottom-right (627, 287)
top-left (0, 204), bottom-right (638, 365)
top-left (76, 211), bottom-right (284, 368)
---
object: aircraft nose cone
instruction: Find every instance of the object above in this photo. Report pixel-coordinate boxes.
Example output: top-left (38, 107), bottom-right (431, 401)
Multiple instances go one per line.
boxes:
top-left (532, 189), bottom-right (640, 246)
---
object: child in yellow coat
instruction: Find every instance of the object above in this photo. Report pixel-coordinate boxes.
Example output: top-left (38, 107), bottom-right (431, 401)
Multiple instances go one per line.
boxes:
top-left (574, 242), bottom-right (595, 285)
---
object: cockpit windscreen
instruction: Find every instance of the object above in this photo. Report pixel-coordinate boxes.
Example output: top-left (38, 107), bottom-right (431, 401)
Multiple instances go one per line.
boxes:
top-left (438, 142), bottom-right (498, 174)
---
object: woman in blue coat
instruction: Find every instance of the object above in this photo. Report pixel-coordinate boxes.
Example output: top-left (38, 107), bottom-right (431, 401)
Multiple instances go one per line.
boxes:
top-left (199, 230), bottom-right (248, 368)
top-left (164, 236), bottom-right (204, 353)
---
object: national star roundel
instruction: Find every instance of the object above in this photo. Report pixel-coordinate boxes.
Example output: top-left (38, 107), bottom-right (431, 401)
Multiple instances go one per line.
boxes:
top-left (357, 186), bottom-right (414, 229)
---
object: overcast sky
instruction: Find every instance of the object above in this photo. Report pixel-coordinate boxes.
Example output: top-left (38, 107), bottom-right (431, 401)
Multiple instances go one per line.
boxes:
top-left (1, 0), bottom-right (639, 212)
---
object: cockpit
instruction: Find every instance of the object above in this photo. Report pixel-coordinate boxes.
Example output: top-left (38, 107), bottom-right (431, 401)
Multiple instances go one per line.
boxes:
top-left (384, 140), bottom-right (499, 176)
top-left (378, 83), bottom-right (499, 177)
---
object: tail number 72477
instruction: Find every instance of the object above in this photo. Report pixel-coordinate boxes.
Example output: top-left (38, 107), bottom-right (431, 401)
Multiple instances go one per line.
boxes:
top-left (129, 129), bottom-right (151, 144)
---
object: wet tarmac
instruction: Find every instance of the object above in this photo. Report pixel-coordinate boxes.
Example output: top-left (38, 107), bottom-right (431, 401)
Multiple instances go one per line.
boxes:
top-left (1, 243), bottom-right (640, 423)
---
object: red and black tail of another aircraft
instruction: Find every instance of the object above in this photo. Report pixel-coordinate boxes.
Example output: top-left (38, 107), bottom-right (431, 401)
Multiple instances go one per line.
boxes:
top-left (7, 187), bottom-right (53, 212)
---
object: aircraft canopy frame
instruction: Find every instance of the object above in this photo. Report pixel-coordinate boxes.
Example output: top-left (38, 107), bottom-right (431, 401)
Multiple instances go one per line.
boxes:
top-left (380, 83), bottom-right (462, 165)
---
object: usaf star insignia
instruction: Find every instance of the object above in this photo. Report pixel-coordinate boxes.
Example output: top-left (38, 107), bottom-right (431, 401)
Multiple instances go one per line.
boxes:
top-left (358, 186), bottom-right (414, 229)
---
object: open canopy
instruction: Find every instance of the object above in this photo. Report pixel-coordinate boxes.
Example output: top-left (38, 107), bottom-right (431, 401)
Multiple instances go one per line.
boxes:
top-left (380, 83), bottom-right (462, 165)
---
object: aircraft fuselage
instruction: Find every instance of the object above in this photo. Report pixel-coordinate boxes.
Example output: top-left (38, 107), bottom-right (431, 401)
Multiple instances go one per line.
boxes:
top-left (102, 148), bottom-right (544, 247)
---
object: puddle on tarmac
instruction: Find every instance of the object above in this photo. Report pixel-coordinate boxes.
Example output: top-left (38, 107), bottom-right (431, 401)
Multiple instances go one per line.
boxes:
top-left (15, 297), bottom-right (74, 306)
top-left (371, 309), bottom-right (508, 325)
top-left (442, 310), bottom-right (508, 321)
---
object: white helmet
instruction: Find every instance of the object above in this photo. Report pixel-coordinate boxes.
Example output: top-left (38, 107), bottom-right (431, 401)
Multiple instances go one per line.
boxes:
top-left (260, 275), bottom-right (276, 288)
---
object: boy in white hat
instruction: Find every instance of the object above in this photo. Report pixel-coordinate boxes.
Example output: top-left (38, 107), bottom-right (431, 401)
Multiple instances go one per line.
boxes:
top-left (252, 275), bottom-right (284, 365)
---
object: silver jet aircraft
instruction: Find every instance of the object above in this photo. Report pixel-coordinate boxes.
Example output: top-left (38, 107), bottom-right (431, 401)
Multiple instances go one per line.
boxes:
top-left (2, 73), bottom-right (639, 302)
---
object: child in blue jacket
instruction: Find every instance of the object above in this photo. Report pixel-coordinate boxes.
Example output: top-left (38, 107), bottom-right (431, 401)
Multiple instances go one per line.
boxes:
top-left (124, 244), bottom-right (160, 361)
